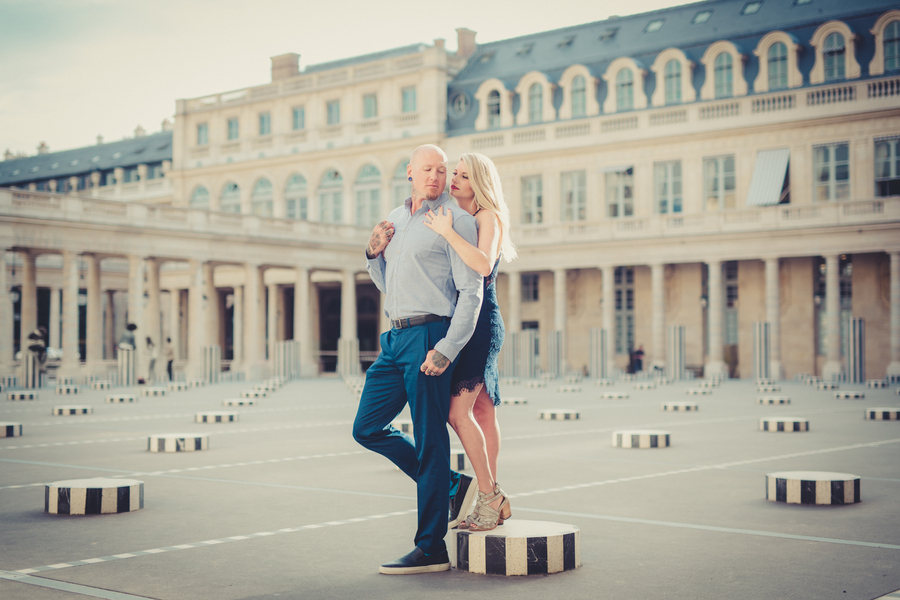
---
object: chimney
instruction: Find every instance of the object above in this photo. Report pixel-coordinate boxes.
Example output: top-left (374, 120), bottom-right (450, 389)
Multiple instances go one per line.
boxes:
top-left (271, 53), bottom-right (300, 81)
top-left (456, 28), bottom-right (477, 59)
top-left (37, 141), bottom-right (49, 154)
top-left (434, 38), bottom-right (445, 50)
top-left (4, 149), bottom-right (13, 161)
top-left (161, 118), bottom-right (173, 132)
top-left (96, 134), bottom-right (104, 145)
top-left (134, 125), bottom-right (146, 138)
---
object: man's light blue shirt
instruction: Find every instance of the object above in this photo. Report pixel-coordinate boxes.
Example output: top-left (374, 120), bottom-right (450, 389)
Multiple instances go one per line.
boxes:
top-left (366, 193), bottom-right (483, 362)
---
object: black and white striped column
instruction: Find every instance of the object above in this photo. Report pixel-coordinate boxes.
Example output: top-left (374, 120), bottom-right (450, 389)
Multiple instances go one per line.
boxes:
top-left (148, 433), bottom-right (209, 452)
top-left (1, 422), bottom-right (23, 437)
top-left (91, 380), bottom-right (112, 390)
top-left (663, 402), bottom-right (698, 411)
top-left (766, 471), bottom-right (860, 505)
top-left (589, 328), bottom-right (609, 380)
top-left (760, 417), bottom-right (809, 432)
top-left (22, 352), bottom-right (40, 389)
top-left (106, 394), bottom-right (137, 403)
top-left (667, 325), bottom-right (686, 381)
top-left (195, 411), bottom-right (238, 423)
top-left (274, 340), bottom-right (300, 380)
top-left (203, 345), bottom-right (221, 384)
top-left (449, 520), bottom-right (580, 576)
top-left (224, 399), bottom-right (256, 407)
top-left (45, 478), bottom-right (144, 514)
top-left (865, 408), bottom-right (900, 420)
top-left (118, 348), bottom-right (135, 387)
top-left (52, 406), bottom-right (92, 416)
top-left (844, 317), bottom-right (865, 384)
top-left (835, 391), bottom-right (865, 399)
top-left (613, 430), bottom-right (670, 448)
top-left (758, 396), bottom-right (791, 405)
top-left (546, 331), bottom-right (563, 379)
top-left (141, 387), bottom-right (167, 397)
top-left (600, 391), bottom-right (629, 399)
top-left (540, 410), bottom-right (579, 420)
top-left (55, 385), bottom-right (80, 395)
top-left (8, 391), bottom-right (37, 401)
top-left (517, 330), bottom-right (538, 380)
top-left (752, 322), bottom-right (771, 381)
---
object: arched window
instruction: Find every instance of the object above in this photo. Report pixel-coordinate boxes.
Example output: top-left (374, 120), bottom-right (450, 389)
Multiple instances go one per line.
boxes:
top-left (284, 174), bottom-right (307, 220)
top-left (714, 52), bottom-right (733, 98)
top-left (664, 59), bottom-right (681, 105)
top-left (824, 32), bottom-right (845, 81)
top-left (487, 90), bottom-right (501, 128)
top-left (392, 161), bottom-right (409, 205)
top-left (354, 164), bottom-right (381, 227)
top-left (250, 178), bottom-right (273, 217)
top-left (616, 68), bottom-right (634, 111)
top-left (571, 75), bottom-right (586, 117)
top-left (528, 83), bottom-right (542, 123)
top-left (189, 186), bottom-right (209, 209)
top-left (767, 42), bottom-right (788, 90)
top-left (318, 170), bottom-right (343, 223)
top-left (886, 21), bottom-right (900, 71)
top-left (220, 182), bottom-right (241, 213)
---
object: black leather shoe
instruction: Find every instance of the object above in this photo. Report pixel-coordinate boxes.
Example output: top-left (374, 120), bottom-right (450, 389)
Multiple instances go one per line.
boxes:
top-left (448, 472), bottom-right (477, 529)
top-left (379, 547), bottom-right (450, 574)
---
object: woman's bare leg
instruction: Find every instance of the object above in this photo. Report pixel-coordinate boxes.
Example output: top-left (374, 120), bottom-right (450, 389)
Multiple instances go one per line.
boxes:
top-left (471, 388), bottom-right (503, 510)
top-left (447, 383), bottom-right (496, 496)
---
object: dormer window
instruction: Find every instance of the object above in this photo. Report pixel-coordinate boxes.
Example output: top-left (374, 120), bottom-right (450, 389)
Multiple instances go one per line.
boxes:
top-left (692, 11), bottom-right (712, 24)
top-left (487, 91), bottom-right (501, 128)
top-left (516, 43), bottom-right (534, 56)
top-left (645, 20), bottom-right (664, 33)
top-left (824, 32), bottom-right (846, 81)
top-left (599, 27), bottom-right (618, 41)
top-left (479, 52), bottom-right (495, 63)
top-left (557, 35), bottom-right (575, 48)
top-left (741, 1), bottom-right (762, 15)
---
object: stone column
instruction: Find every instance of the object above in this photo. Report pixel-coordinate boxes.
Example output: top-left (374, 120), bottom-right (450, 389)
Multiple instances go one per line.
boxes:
top-left (507, 270), bottom-right (521, 334)
top-left (337, 270), bottom-right (359, 377)
top-left (243, 263), bottom-right (267, 379)
top-left (85, 254), bottom-right (104, 370)
top-left (294, 267), bottom-right (316, 377)
top-left (888, 252), bottom-right (900, 379)
top-left (169, 289), bottom-right (181, 360)
top-left (764, 257), bottom-right (783, 380)
top-left (0, 251), bottom-right (13, 375)
top-left (650, 263), bottom-right (666, 371)
top-left (104, 290), bottom-right (115, 359)
top-left (553, 268), bottom-right (567, 373)
top-left (232, 286), bottom-right (243, 373)
top-left (187, 260), bottom-right (205, 379)
top-left (822, 254), bottom-right (842, 380)
top-left (19, 252), bottom-right (37, 358)
top-left (49, 286), bottom-right (61, 350)
top-left (705, 260), bottom-right (727, 378)
top-left (145, 258), bottom-right (161, 381)
top-left (127, 255), bottom-right (145, 375)
top-left (59, 250), bottom-right (81, 375)
top-left (267, 284), bottom-right (278, 362)
top-left (601, 265), bottom-right (616, 376)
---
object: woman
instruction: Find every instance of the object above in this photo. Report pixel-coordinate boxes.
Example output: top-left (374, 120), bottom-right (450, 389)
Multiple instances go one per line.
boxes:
top-left (424, 152), bottom-right (517, 532)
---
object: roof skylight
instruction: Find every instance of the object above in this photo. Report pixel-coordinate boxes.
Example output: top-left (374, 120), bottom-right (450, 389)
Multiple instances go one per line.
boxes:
top-left (645, 19), bottom-right (664, 33)
top-left (515, 43), bottom-right (534, 56)
top-left (599, 27), bottom-right (618, 41)
top-left (741, 1), bottom-right (762, 15)
top-left (557, 35), bottom-right (575, 48)
top-left (692, 10), bottom-right (712, 24)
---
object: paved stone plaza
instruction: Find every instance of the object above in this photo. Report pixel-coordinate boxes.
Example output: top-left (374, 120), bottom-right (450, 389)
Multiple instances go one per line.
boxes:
top-left (1, 376), bottom-right (899, 599)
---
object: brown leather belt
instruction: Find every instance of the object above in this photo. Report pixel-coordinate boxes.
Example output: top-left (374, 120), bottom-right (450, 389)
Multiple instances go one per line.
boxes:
top-left (391, 314), bottom-right (448, 329)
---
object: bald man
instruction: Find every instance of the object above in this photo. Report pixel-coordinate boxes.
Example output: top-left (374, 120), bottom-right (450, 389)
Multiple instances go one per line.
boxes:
top-left (353, 144), bottom-right (483, 574)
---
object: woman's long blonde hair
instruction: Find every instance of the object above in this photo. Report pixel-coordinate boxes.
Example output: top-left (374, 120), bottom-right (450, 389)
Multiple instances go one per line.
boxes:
top-left (459, 152), bottom-right (517, 262)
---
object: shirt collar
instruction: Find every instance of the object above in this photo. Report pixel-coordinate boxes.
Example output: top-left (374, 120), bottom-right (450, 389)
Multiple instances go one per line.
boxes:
top-left (404, 192), bottom-right (450, 215)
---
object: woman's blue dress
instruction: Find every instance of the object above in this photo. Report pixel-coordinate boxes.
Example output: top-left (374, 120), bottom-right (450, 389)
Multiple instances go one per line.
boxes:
top-left (450, 256), bottom-right (504, 406)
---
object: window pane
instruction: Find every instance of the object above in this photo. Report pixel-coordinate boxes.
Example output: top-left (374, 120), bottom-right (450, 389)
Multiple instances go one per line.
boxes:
top-left (529, 83), bottom-right (542, 123)
top-left (572, 75), bottom-right (586, 117)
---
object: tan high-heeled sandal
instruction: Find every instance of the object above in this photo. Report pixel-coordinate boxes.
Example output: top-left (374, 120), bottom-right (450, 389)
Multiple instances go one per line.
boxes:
top-left (458, 483), bottom-right (511, 532)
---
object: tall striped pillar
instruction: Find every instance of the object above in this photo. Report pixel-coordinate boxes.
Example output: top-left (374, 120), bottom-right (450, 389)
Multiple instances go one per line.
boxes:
top-left (753, 322), bottom-right (771, 381)
top-left (203, 345), bottom-right (221, 383)
top-left (0, 251), bottom-right (13, 377)
top-left (518, 330), bottom-right (538, 380)
top-left (589, 328), bottom-right (609, 379)
top-left (546, 330), bottom-right (563, 378)
top-left (888, 252), bottom-right (900, 382)
top-left (844, 317), bottom-right (865, 384)
top-left (118, 348), bottom-right (135, 387)
top-left (500, 331), bottom-right (519, 378)
top-left (822, 255), bottom-right (843, 381)
top-left (667, 325), bottom-right (685, 380)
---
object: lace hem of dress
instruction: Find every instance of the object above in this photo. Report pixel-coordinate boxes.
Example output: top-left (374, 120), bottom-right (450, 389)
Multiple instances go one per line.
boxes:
top-left (451, 376), bottom-right (485, 397)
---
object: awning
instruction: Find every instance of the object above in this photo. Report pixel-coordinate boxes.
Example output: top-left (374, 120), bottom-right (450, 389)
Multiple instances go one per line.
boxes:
top-left (746, 148), bottom-right (790, 206)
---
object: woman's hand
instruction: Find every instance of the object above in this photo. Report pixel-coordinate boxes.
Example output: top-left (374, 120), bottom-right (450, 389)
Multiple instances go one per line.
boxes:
top-left (424, 206), bottom-right (454, 238)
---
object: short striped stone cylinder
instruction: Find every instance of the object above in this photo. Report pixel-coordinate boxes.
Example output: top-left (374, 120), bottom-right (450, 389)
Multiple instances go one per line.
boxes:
top-left (8, 391), bottom-right (37, 401)
top-left (224, 399), bottom-right (255, 407)
top-left (699, 380), bottom-right (719, 388)
top-left (1, 376), bottom-right (19, 388)
top-left (52, 406), bottom-right (92, 416)
top-left (865, 408), bottom-right (900, 420)
top-left (117, 348), bottom-right (135, 387)
top-left (57, 376), bottom-right (78, 385)
top-left (106, 394), bottom-right (137, 403)
top-left (805, 376), bottom-right (822, 386)
top-left (600, 392), bottom-right (629, 399)
top-left (817, 382), bottom-right (839, 391)
top-left (765, 471), bottom-right (860, 505)
top-left (686, 388), bottom-right (711, 395)
top-left (757, 385), bottom-right (781, 393)
top-left (634, 382), bottom-right (657, 390)
top-left (558, 385), bottom-right (581, 392)
top-left (594, 379), bottom-right (615, 387)
top-left (168, 381), bottom-right (190, 392)
top-left (540, 410), bottom-right (579, 420)
top-left (55, 385), bottom-right (80, 395)
top-left (500, 377), bottom-right (520, 386)
top-left (148, 433), bottom-right (209, 452)
top-left (141, 387), bottom-right (167, 397)
top-left (866, 379), bottom-right (888, 389)
top-left (663, 402), bottom-right (698, 412)
top-left (391, 419), bottom-right (413, 434)
top-left (760, 417), bottom-right (809, 432)
top-left (189, 379), bottom-right (206, 387)
top-left (501, 398), bottom-right (527, 405)
top-left (91, 380), bottom-right (112, 390)
top-left (613, 430), bottom-right (670, 449)
top-left (448, 521), bottom-right (580, 576)
top-left (525, 380), bottom-right (547, 388)
top-left (242, 390), bottom-right (266, 398)
top-left (254, 383), bottom-right (277, 392)
top-left (758, 396), bottom-right (791, 405)
top-left (22, 352), bottom-right (40, 389)
top-left (45, 478), bottom-right (144, 515)
top-left (835, 391), bottom-right (865, 399)
top-left (756, 379), bottom-right (775, 386)
top-left (196, 411), bottom-right (238, 423)
top-left (1, 422), bottom-right (23, 437)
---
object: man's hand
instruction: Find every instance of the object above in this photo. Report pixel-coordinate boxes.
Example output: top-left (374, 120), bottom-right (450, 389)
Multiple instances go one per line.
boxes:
top-left (366, 220), bottom-right (394, 258)
top-left (420, 350), bottom-right (450, 377)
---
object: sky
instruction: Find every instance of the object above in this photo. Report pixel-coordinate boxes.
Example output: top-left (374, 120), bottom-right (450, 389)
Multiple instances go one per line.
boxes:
top-left (0, 0), bottom-right (689, 155)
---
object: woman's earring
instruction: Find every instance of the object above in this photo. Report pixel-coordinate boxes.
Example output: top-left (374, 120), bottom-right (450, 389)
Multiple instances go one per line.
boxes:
top-left (408, 177), bottom-right (412, 181)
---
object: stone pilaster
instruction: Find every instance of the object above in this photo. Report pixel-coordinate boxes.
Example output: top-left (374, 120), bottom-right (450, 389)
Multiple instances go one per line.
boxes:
top-left (85, 254), bottom-right (104, 371)
top-left (886, 252), bottom-right (900, 378)
top-left (764, 257), bottom-right (783, 380)
top-left (337, 270), bottom-right (359, 377)
top-left (822, 254), bottom-right (842, 381)
top-left (705, 260), bottom-right (727, 378)
top-left (294, 267), bottom-right (317, 377)
top-left (601, 265), bottom-right (616, 377)
top-left (650, 263), bottom-right (665, 371)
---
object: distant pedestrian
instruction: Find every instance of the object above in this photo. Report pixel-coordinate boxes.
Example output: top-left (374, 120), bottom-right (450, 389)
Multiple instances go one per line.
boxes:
top-left (165, 337), bottom-right (175, 381)
top-left (634, 344), bottom-right (645, 372)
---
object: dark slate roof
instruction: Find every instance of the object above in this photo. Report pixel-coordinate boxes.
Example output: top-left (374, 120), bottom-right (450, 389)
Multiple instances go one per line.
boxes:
top-left (303, 43), bottom-right (427, 73)
top-left (0, 132), bottom-right (172, 187)
top-left (448, 0), bottom-right (898, 133)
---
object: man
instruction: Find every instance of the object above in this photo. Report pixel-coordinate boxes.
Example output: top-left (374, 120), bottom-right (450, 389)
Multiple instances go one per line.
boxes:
top-left (165, 337), bottom-right (175, 381)
top-left (352, 144), bottom-right (483, 575)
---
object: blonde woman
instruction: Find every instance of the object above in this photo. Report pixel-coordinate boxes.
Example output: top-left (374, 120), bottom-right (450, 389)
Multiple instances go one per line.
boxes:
top-left (424, 152), bottom-right (517, 531)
